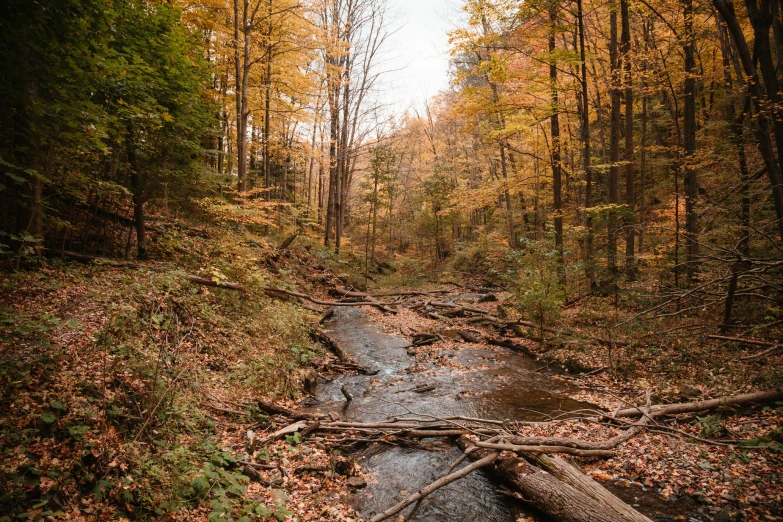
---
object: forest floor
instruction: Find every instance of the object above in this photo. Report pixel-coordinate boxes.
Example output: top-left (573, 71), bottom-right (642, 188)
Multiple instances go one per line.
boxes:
top-left (1, 216), bottom-right (782, 522)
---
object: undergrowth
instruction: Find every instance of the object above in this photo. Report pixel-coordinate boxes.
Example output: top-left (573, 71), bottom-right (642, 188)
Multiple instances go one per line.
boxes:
top-left (0, 219), bottom-right (331, 520)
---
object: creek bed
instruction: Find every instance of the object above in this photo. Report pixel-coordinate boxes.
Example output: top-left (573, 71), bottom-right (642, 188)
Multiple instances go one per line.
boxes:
top-left (311, 307), bottom-right (699, 521)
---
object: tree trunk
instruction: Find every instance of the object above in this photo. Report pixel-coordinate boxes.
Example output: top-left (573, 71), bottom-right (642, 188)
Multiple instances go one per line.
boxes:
top-left (621, 0), bottom-right (635, 280)
top-left (126, 128), bottom-right (147, 261)
top-left (577, 0), bottom-right (595, 288)
top-left (713, 0), bottom-right (783, 240)
top-left (234, 0), bottom-right (250, 193)
top-left (550, 7), bottom-right (565, 285)
top-left (683, 0), bottom-right (699, 283)
top-left (531, 455), bottom-right (653, 522)
top-left (494, 456), bottom-right (632, 522)
top-left (609, 5), bottom-right (621, 275)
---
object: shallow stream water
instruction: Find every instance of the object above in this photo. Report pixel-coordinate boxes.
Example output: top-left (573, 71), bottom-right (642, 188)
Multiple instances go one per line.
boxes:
top-left (310, 307), bottom-right (700, 521)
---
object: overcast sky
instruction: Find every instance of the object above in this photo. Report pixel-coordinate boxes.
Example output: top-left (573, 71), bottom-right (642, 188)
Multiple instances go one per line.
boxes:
top-left (379, 0), bottom-right (459, 113)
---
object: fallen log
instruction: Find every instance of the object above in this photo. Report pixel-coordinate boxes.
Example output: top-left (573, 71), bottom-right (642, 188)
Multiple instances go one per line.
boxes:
top-left (300, 420), bottom-right (321, 438)
top-left (493, 455), bottom-right (633, 522)
top-left (298, 297), bottom-right (323, 312)
top-left (310, 329), bottom-right (354, 364)
top-left (265, 288), bottom-right (387, 308)
top-left (186, 275), bottom-right (244, 291)
top-left (456, 437), bottom-right (635, 522)
top-left (504, 415), bottom-right (647, 452)
top-left (740, 344), bottom-right (782, 361)
top-left (485, 336), bottom-right (535, 356)
top-left (456, 329), bottom-right (483, 343)
top-left (319, 307), bottom-right (335, 324)
top-left (613, 388), bottom-right (783, 418)
top-left (530, 454), bottom-right (653, 522)
top-left (331, 287), bottom-right (397, 314)
top-left (257, 399), bottom-right (325, 421)
top-left (260, 420), bottom-right (309, 444)
top-left (351, 289), bottom-right (449, 297)
top-left (403, 429), bottom-right (484, 437)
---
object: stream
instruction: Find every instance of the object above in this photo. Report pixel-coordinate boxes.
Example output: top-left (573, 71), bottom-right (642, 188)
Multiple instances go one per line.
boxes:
top-left (310, 306), bottom-right (700, 521)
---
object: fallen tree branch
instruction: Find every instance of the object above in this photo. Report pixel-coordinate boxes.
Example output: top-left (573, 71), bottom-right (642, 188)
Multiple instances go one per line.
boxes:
top-left (740, 344), bottom-right (782, 361)
top-left (707, 334), bottom-right (776, 347)
top-left (185, 275), bottom-right (244, 291)
top-left (613, 388), bottom-right (783, 418)
top-left (331, 287), bottom-right (397, 314)
top-left (474, 441), bottom-right (614, 458)
top-left (257, 399), bottom-right (325, 421)
top-left (368, 451), bottom-right (500, 522)
top-left (265, 288), bottom-right (387, 308)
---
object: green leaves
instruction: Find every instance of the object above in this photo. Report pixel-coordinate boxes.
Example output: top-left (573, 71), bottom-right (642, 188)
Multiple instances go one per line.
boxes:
top-left (285, 431), bottom-right (302, 446)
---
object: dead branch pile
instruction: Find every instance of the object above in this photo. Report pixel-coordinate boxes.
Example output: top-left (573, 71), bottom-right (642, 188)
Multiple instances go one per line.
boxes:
top-left (241, 389), bottom-right (782, 522)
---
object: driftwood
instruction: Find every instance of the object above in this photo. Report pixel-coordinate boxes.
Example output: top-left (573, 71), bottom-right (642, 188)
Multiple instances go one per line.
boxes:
top-left (613, 388), bottom-right (783, 418)
top-left (340, 384), bottom-right (353, 402)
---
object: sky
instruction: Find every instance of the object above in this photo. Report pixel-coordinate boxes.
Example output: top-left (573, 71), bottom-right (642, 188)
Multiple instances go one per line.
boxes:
top-left (380, 0), bottom-right (459, 113)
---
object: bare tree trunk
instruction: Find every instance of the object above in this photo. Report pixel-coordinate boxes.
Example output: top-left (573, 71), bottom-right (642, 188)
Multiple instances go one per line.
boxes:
top-left (577, 0), bottom-right (595, 287)
top-left (234, 0), bottom-right (252, 193)
top-left (126, 127), bottom-right (147, 260)
top-left (713, 0), bottom-right (783, 240)
top-left (717, 16), bottom-right (751, 256)
top-left (621, 0), bottom-right (635, 280)
top-left (608, 5), bottom-right (621, 276)
top-left (550, 7), bottom-right (565, 285)
top-left (683, 0), bottom-right (698, 283)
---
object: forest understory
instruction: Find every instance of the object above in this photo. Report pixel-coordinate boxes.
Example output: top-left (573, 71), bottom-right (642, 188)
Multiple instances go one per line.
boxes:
top-left (1, 209), bottom-right (781, 522)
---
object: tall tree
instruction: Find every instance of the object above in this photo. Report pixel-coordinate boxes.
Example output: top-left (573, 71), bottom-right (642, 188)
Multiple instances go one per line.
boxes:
top-left (608, 2), bottom-right (621, 275)
top-left (621, 0), bottom-right (635, 280)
